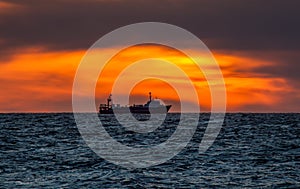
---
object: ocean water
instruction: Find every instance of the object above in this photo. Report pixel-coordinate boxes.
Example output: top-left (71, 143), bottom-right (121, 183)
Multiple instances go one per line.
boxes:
top-left (0, 113), bottom-right (299, 188)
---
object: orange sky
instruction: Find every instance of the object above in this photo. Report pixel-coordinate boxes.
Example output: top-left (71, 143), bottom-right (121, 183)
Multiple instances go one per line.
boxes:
top-left (0, 44), bottom-right (297, 112)
top-left (0, 0), bottom-right (299, 113)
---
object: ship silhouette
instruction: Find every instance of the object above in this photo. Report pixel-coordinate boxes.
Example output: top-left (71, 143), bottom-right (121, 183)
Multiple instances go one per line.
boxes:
top-left (99, 92), bottom-right (171, 114)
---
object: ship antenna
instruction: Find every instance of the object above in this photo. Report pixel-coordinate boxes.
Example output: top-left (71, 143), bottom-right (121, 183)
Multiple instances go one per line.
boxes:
top-left (149, 92), bottom-right (152, 102)
top-left (107, 94), bottom-right (112, 107)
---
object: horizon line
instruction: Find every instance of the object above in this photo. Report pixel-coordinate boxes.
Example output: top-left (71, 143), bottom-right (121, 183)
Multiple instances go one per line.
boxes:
top-left (0, 111), bottom-right (299, 114)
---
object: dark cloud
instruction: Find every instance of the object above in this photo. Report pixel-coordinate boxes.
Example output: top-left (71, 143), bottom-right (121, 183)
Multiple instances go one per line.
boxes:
top-left (0, 0), bottom-right (299, 60)
top-left (227, 50), bottom-right (300, 89)
top-left (250, 51), bottom-right (300, 80)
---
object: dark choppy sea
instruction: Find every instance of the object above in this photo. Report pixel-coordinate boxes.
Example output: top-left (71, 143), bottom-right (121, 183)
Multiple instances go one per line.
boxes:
top-left (0, 113), bottom-right (299, 188)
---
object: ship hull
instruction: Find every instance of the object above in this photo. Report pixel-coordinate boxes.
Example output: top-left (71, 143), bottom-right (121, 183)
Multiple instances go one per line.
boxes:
top-left (99, 105), bottom-right (171, 114)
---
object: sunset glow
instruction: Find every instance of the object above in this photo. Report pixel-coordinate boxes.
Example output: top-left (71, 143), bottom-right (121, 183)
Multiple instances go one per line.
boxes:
top-left (0, 0), bottom-right (299, 113)
top-left (0, 45), bottom-right (296, 112)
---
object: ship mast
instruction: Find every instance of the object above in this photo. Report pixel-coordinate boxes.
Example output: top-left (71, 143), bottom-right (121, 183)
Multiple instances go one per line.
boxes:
top-left (107, 94), bottom-right (112, 108)
top-left (149, 92), bottom-right (152, 102)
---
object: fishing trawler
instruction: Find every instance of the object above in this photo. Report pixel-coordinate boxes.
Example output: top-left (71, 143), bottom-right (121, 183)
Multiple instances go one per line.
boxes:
top-left (99, 92), bottom-right (172, 114)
